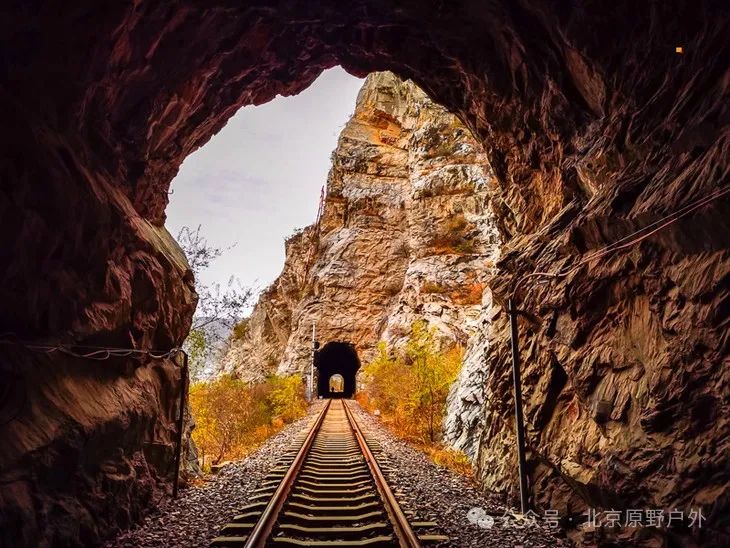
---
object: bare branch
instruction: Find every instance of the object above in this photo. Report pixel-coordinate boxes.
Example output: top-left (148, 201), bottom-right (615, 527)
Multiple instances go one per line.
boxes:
top-left (176, 225), bottom-right (257, 380)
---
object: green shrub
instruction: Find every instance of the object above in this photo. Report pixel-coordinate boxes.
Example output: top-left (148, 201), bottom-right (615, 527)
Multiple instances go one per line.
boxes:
top-left (232, 318), bottom-right (250, 341)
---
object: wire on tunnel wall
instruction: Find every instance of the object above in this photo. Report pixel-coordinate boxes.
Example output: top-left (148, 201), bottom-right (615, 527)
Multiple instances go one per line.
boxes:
top-left (512, 183), bottom-right (730, 298)
top-left (0, 333), bottom-right (182, 360)
top-left (503, 182), bottom-right (730, 514)
top-left (0, 334), bottom-right (189, 498)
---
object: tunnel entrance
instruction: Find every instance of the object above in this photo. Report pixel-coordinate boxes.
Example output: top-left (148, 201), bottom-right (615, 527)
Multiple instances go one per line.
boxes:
top-left (3, 3), bottom-right (727, 546)
top-left (329, 374), bottom-right (344, 394)
top-left (316, 342), bottom-right (360, 398)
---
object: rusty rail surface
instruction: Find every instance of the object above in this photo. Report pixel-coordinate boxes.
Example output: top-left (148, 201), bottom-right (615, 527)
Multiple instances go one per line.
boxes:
top-left (244, 399), bottom-right (332, 546)
top-left (342, 400), bottom-right (421, 548)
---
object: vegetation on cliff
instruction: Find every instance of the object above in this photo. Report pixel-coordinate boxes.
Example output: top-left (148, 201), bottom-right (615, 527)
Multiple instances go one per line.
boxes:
top-left (358, 320), bottom-right (471, 474)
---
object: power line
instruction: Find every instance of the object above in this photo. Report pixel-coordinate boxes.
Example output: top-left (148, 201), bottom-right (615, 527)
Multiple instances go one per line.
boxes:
top-left (581, 185), bottom-right (730, 263)
top-left (513, 184), bottom-right (730, 296)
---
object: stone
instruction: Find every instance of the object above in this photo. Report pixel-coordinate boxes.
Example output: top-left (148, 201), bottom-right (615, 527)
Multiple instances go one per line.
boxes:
top-left (0, 2), bottom-right (727, 545)
top-left (219, 72), bottom-right (499, 380)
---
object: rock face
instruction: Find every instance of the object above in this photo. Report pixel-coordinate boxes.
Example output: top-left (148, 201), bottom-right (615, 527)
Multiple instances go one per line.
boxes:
top-left (221, 72), bottom-right (499, 381)
top-left (219, 226), bottom-right (318, 382)
top-left (0, 223), bottom-right (196, 546)
top-left (443, 287), bottom-right (500, 461)
top-left (1, 2), bottom-right (728, 545)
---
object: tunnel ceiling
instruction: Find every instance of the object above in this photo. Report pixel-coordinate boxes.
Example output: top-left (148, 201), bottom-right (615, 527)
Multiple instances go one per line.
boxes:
top-left (2, 1), bottom-right (726, 335)
top-left (1, 1), bottom-right (728, 545)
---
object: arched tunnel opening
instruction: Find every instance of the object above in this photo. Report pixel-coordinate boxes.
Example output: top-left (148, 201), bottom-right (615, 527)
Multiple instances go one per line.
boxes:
top-left (329, 374), bottom-right (344, 394)
top-left (316, 342), bottom-right (360, 399)
top-left (0, 2), bottom-right (727, 545)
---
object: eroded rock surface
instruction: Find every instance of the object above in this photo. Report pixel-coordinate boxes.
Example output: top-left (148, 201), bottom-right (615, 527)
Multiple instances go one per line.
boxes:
top-left (221, 72), bottom-right (499, 377)
top-left (1, 2), bottom-right (728, 545)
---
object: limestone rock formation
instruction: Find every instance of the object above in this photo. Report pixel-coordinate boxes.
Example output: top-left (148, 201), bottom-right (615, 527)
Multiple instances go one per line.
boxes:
top-left (221, 226), bottom-right (319, 381)
top-left (1, 2), bottom-right (728, 545)
top-left (220, 72), bottom-right (500, 382)
top-left (443, 287), bottom-right (500, 461)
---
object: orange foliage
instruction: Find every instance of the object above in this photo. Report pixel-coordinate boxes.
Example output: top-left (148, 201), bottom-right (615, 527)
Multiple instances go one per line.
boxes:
top-left (450, 282), bottom-right (485, 305)
top-left (189, 375), bottom-right (307, 470)
top-left (359, 321), bottom-right (473, 476)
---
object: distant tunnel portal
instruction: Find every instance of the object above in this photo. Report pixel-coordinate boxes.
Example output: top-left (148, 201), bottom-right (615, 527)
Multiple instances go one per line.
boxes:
top-left (316, 342), bottom-right (360, 398)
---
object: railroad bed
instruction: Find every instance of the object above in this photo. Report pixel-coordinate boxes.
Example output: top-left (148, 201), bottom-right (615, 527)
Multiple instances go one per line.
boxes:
top-left (211, 399), bottom-right (447, 547)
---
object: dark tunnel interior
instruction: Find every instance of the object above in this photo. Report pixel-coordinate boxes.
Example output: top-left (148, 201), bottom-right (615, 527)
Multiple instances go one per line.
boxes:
top-left (316, 342), bottom-right (359, 398)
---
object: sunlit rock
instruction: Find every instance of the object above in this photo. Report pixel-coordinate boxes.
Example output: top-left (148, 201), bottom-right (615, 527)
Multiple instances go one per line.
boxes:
top-left (221, 72), bottom-right (500, 381)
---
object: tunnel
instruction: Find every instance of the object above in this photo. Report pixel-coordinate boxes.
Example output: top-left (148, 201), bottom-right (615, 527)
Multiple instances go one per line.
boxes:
top-left (316, 342), bottom-right (360, 399)
top-left (1, 2), bottom-right (728, 545)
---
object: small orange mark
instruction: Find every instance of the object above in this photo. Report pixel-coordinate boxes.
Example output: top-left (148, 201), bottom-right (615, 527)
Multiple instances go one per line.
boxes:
top-left (675, 46), bottom-right (684, 54)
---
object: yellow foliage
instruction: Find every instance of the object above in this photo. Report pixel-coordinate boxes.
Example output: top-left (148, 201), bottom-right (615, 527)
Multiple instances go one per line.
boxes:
top-left (360, 321), bottom-right (470, 474)
top-left (421, 444), bottom-right (473, 477)
top-left (189, 374), bottom-right (307, 468)
top-left (266, 374), bottom-right (308, 423)
top-left (361, 321), bottom-right (463, 444)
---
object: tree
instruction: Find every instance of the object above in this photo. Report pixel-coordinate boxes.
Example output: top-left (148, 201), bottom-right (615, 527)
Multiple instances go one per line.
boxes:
top-left (361, 321), bottom-right (463, 443)
top-left (266, 375), bottom-right (308, 423)
top-left (361, 342), bottom-right (412, 421)
top-left (189, 376), bottom-right (258, 465)
top-left (176, 225), bottom-right (255, 380)
top-left (184, 327), bottom-right (210, 382)
top-left (189, 374), bottom-right (307, 468)
top-left (405, 321), bottom-right (462, 443)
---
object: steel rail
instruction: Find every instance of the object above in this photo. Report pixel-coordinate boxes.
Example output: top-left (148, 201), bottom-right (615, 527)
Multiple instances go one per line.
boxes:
top-left (243, 399), bottom-right (332, 547)
top-left (343, 400), bottom-right (422, 548)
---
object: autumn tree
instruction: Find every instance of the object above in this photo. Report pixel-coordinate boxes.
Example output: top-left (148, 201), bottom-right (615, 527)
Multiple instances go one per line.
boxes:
top-left (361, 321), bottom-right (463, 443)
top-left (361, 342), bottom-right (412, 432)
top-left (266, 375), bottom-right (308, 423)
top-left (189, 376), bottom-right (259, 465)
top-left (189, 374), bottom-right (307, 468)
top-left (404, 321), bottom-right (462, 442)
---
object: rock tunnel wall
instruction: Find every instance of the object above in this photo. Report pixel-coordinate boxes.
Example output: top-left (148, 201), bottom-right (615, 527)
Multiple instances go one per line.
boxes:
top-left (1, 1), bottom-right (728, 544)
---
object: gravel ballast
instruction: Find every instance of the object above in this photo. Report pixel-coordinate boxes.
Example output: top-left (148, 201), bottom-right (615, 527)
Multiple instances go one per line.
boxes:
top-left (107, 400), bottom-right (569, 547)
top-left (348, 402), bottom-right (570, 547)
top-left (105, 404), bottom-right (323, 547)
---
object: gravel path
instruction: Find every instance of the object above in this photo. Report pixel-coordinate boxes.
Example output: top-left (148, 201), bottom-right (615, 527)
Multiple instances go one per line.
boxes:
top-left (107, 400), bottom-right (569, 547)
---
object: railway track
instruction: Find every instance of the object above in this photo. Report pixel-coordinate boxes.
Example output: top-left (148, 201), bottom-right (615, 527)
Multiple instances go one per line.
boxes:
top-left (211, 399), bottom-right (448, 547)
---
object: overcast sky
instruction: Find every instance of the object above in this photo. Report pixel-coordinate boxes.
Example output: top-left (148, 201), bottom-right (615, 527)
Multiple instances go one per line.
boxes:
top-left (165, 67), bottom-right (364, 297)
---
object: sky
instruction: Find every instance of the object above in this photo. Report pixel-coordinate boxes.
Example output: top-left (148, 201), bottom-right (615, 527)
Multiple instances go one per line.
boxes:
top-left (165, 67), bottom-right (365, 296)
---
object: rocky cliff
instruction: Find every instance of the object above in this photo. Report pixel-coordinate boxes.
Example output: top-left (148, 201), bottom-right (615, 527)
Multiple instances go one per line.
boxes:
top-left (225, 65), bottom-right (730, 545)
top-left (2, 2), bottom-right (727, 545)
top-left (221, 72), bottom-right (500, 381)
